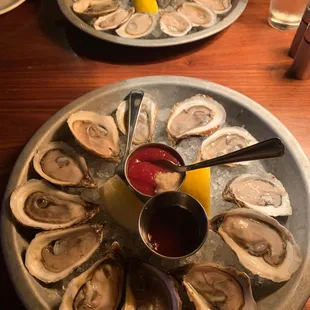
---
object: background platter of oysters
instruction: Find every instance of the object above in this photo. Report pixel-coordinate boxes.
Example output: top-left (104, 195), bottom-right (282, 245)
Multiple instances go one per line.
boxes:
top-left (71, 0), bottom-right (232, 39)
top-left (6, 86), bottom-right (306, 309)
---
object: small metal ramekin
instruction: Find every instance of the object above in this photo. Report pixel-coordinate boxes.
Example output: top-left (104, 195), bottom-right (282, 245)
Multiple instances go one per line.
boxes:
top-left (138, 191), bottom-right (208, 260)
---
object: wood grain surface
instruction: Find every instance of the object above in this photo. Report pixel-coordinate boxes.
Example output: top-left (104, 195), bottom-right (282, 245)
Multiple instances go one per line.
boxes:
top-left (0, 0), bottom-right (309, 309)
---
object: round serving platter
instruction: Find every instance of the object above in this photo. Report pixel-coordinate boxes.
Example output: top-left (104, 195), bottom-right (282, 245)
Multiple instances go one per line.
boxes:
top-left (1, 76), bottom-right (310, 309)
top-left (57, 0), bottom-right (248, 47)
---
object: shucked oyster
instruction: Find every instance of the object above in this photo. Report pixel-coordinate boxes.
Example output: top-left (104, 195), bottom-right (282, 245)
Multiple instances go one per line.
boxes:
top-left (167, 94), bottom-right (226, 142)
top-left (73, 0), bottom-right (120, 18)
top-left (122, 260), bottom-right (182, 310)
top-left (198, 127), bottom-right (258, 166)
top-left (160, 12), bottom-right (192, 37)
top-left (223, 173), bottom-right (292, 217)
top-left (174, 262), bottom-right (257, 310)
top-left (60, 242), bottom-right (124, 310)
top-left (33, 142), bottom-right (95, 187)
top-left (178, 3), bottom-right (217, 28)
top-left (67, 111), bottom-right (120, 161)
top-left (211, 209), bottom-right (302, 282)
top-left (10, 179), bottom-right (99, 230)
top-left (116, 13), bottom-right (156, 39)
top-left (25, 224), bottom-right (103, 283)
top-left (93, 7), bottom-right (135, 31)
top-left (116, 93), bottom-right (158, 145)
top-left (193, 0), bottom-right (232, 14)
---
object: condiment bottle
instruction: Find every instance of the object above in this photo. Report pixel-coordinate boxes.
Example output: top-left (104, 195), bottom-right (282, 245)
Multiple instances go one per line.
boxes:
top-left (289, 5), bottom-right (310, 58)
top-left (290, 25), bottom-right (310, 80)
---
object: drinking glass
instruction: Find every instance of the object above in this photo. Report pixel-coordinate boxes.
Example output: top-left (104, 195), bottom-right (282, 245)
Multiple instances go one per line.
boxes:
top-left (269, 0), bottom-right (309, 30)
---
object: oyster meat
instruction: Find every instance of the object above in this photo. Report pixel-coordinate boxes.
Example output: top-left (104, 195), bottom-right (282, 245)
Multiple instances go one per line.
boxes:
top-left (93, 7), bottom-right (135, 31)
top-left (167, 94), bottom-right (226, 142)
top-left (116, 93), bottom-right (158, 145)
top-left (211, 209), bottom-right (302, 282)
top-left (193, 0), bottom-right (232, 14)
top-left (73, 0), bottom-right (120, 18)
top-left (175, 262), bottom-right (257, 310)
top-left (60, 242), bottom-right (124, 310)
top-left (178, 3), bottom-right (217, 28)
top-left (33, 141), bottom-right (95, 187)
top-left (223, 173), bottom-right (292, 217)
top-left (10, 179), bottom-right (99, 230)
top-left (122, 260), bottom-right (182, 310)
top-left (67, 111), bottom-right (120, 161)
top-left (160, 12), bottom-right (192, 37)
top-left (116, 13), bottom-right (156, 39)
top-left (25, 224), bottom-right (103, 283)
top-left (198, 127), bottom-right (258, 166)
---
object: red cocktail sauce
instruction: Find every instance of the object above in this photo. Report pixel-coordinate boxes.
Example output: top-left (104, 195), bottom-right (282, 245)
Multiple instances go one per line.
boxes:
top-left (127, 146), bottom-right (181, 196)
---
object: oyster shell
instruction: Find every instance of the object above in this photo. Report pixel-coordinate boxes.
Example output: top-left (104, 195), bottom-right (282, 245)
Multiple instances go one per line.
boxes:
top-left (160, 12), bottom-right (192, 37)
top-left (178, 3), bottom-right (217, 28)
top-left (122, 260), bottom-right (182, 310)
top-left (10, 179), bottom-right (99, 230)
top-left (93, 7), bottom-right (135, 31)
top-left (193, 0), bottom-right (232, 14)
top-left (223, 173), bottom-right (292, 217)
top-left (25, 224), bottom-right (104, 283)
top-left (73, 0), bottom-right (120, 18)
top-left (60, 242), bottom-right (124, 310)
top-left (167, 94), bottom-right (226, 142)
top-left (33, 141), bottom-right (95, 187)
top-left (67, 111), bottom-right (120, 161)
top-left (211, 209), bottom-right (302, 282)
top-left (116, 13), bottom-right (156, 38)
top-left (175, 262), bottom-right (257, 310)
top-left (116, 93), bottom-right (158, 145)
top-left (198, 127), bottom-right (258, 166)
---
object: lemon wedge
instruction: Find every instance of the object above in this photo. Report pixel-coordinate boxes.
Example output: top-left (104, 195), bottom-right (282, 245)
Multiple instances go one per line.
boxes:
top-left (132, 0), bottom-right (158, 13)
top-left (180, 168), bottom-right (211, 216)
top-left (99, 175), bottom-right (144, 232)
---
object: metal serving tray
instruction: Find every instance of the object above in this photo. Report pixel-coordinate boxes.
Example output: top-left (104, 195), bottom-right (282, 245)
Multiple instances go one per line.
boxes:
top-left (57, 0), bottom-right (248, 47)
top-left (1, 76), bottom-right (310, 309)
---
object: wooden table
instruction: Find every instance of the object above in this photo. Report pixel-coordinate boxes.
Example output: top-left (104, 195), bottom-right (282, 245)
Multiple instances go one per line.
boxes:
top-left (0, 0), bottom-right (309, 308)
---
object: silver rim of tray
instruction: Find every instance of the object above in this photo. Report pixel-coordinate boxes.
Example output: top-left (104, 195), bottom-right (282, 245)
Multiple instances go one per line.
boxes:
top-left (57, 0), bottom-right (248, 47)
top-left (1, 76), bottom-right (310, 309)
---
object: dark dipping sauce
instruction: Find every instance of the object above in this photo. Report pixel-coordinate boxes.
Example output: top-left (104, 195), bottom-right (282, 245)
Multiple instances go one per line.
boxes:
top-left (147, 205), bottom-right (201, 257)
top-left (127, 146), bottom-right (181, 196)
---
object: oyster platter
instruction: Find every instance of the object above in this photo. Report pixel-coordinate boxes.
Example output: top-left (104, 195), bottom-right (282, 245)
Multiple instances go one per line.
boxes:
top-left (1, 76), bottom-right (310, 309)
top-left (57, 0), bottom-right (248, 46)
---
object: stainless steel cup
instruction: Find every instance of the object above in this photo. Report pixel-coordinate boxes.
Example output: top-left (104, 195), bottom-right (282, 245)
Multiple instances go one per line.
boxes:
top-left (138, 191), bottom-right (208, 259)
top-left (124, 143), bottom-right (186, 199)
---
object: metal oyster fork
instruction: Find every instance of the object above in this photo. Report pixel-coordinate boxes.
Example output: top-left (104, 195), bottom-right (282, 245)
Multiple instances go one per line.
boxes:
top-left (115, 90), bottom-right (144, 178)
top-left (153, 138), bottom-right (285, 173)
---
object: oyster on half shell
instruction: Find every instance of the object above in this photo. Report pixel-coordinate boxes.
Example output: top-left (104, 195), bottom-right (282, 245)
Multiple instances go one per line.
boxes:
top-left (10, 179), bottom-right (99, 230)
top-left (116, 13), bottom-right (156, 39)
top-left (73, 0), bottom-right (120, 19)
top-left (122, 260), bottom-right (182, 310)
top-left (223, 173), bottom-right (292, 217)
top-left (178, 3), bottom-right (217, 28)
top-left (93, 7), bottom-right (135, 31)
top-left (174, 262), bottom-right (257, 310)
top-left (67, 111), bottom-right (120, 161)
top-left (116, 93), bottom-right (158, 145)
top-left (25, 224), bottom-right (104, 283)
top-left (198, 127), bottom-right (258, 166)
top-left (33, 142), bottom-right (95, 187)
top-left (160, 12), bottom-right (192, 37)
top-left (193, 0), bottom-right (232, 14)
top-left (211, 209), bottom-right (302, 282)
top-left (167, 94), bottom-right (226, 142)
top-left (60, 242), bottom-right (124, 310)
